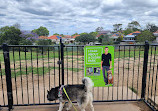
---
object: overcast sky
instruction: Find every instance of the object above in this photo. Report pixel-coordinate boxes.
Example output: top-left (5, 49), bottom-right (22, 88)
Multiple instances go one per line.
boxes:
top-left (0, 0), bottom-right (158, 35)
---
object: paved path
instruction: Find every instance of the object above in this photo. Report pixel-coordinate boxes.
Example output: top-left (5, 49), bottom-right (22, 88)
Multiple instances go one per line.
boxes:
top-left (1, 101), bottom-right (152, 111)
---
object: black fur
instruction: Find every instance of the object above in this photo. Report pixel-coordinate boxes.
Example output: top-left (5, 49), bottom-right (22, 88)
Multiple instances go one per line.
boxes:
top-left (47, 84), bottom-right (86, 102)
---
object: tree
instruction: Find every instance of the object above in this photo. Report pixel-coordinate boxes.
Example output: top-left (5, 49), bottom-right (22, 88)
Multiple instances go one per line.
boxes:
top-left (98, 35), bottom-right (113, 45)
top-left (113, 24), bottom-right (122, 32)
top-left (36, 39), bottom-right (52, 45)
top-left (102, 35), bottom-right (113, 45)
top-left (128, 21), bottom-right (140, 31)
top-left (89, 32), bottom-right (98, 37)
top-left (135, 30), bottom-right (155, 42)
top-left (13, 23), bottom-right (21, 29)
top-left (75, 33), bottom-right (96, 44)
top-left (60, 34), bottom-right (64, 37)
top-left (53, 33), bottom-right (59, 35)
top-left (146, 23), bottom-right (158, 32)
top-left (72, 33), bottom-right (79, 36)
top-left (95, 27), bottom-right (103, 32)
top-left (98, 35), bottom-right (104, 43)
top-left (36, 39), bottom-right (52, 54)
top-left (123, 28), bottom-right (133, 35)
top-left (32, 26), bottom-right (49, 36)
top-left (0, 26), bottom-right (22, 45)
top-left (19, 31), bottom-right (39, 45)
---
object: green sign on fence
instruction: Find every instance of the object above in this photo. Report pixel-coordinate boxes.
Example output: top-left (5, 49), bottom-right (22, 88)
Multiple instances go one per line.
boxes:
top-left (84, 46), bottom-right (114, 87)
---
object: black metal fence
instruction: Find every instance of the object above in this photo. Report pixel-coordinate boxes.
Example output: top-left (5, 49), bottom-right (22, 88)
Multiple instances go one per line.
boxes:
top-left (0, 40), bottom-right (157, 111)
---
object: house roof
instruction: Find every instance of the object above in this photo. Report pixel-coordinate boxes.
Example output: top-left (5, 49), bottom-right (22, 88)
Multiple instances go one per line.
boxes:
top-left (112, 33), bottom-right (120, 37)
top-left (63, 35), bottom-right (72, 38)
top-left (128, 31), bottom-right (141, 35)
top-left (48, 35), bottom-right (61, 39)
top-left (72, 35), bottom-right (80, 38)
top-left (154, 30), bottom-right (158, 34)
top-left (96, 34), bottom-right (104, 37)
top-left (38, 36), bottom-right (48, 39)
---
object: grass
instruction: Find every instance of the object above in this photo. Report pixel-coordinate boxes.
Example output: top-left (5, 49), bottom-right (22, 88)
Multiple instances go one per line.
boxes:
top-left (0, 66), bottom-right (83, 78)
top-left (129, 86), bottom-right (138, 94)
top-left (0, 48), bottom-right (157, 62)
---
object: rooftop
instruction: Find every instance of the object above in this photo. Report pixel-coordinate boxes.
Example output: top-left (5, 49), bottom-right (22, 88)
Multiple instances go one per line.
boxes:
top-left (47, 35), bottom-right (62, 39)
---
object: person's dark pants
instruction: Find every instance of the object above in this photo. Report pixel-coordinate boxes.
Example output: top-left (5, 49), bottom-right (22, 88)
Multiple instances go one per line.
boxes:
top-left (102, 66), bottom-right (110, 84)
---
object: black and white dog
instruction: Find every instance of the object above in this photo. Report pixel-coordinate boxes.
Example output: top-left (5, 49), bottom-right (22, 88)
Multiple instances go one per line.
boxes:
top-left (47, 77), bottom-right (94, 111)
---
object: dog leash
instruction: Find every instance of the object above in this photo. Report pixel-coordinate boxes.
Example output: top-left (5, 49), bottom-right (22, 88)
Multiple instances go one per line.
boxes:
top-left (63, 87), bottom-right (78, 111)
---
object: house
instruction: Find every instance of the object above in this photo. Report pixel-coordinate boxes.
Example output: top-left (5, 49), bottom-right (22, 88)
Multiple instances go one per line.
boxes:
top-left (38, 36), bottom-right (48, 39)
top-left (72, 35), bottom-right (80, 39)
top-left (96, 30), bottom-right (112, 39)
top-left (62, 35), bottom-right (80, 44)
top-left (110, 33), bottom-right (123, 42)
top-left (47, 35), bottom-right (62, 44)
top-left (122, 31), bottom-right (141, 44)
top-left (153, 30), bottom-right (158, 42)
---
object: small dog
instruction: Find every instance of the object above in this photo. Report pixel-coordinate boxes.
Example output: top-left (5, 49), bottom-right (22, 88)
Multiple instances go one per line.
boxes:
top-left (107, 70), bottom-right (113, 84)
top-left (47, 77), bottom-right (94, 111)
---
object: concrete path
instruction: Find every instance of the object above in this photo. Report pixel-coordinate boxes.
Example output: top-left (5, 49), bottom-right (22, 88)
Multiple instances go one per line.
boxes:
top-left (1, 101), bottom-right (152, 111)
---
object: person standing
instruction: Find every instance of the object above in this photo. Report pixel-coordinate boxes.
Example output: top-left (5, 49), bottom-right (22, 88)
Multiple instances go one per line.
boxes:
top-left (101, 47), bottom-right (112, 85)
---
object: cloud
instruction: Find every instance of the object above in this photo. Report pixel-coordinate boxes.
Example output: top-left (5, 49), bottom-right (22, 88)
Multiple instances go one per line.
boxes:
top-left (0, 0), bottom-right (158, 35)
top-left (0, 14), bottom-right (6, 16)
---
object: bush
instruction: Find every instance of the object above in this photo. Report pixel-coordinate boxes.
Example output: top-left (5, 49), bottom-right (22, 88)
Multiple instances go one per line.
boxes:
top-left (36, 39), bottom-right (52, 45)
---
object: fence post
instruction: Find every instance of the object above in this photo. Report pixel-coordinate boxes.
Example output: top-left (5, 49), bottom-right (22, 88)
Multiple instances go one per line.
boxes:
top-left (2, 44), bottom-right (13, 110)
top-left (60, 38), bottom-right (65, 85)
top-left (141, 40), bottom-right (149, 99)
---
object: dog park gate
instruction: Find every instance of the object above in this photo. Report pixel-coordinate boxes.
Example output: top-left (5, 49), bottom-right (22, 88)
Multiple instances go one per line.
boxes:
top-left (0, 40), bottom-right (158, 111)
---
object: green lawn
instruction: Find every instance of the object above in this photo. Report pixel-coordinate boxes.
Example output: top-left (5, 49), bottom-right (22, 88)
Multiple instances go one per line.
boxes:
top-left (0, 48), bottom-right (157, 62)
top-left (0, 66), bottom-right (83, 78)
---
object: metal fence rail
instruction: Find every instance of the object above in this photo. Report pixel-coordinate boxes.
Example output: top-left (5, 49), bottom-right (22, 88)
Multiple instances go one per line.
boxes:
top-left (0, 40), bottom-right (157, 111)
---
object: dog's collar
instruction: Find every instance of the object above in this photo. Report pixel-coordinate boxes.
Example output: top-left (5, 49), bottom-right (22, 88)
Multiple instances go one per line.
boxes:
top-left (58, 85), bottom-right (65, 98)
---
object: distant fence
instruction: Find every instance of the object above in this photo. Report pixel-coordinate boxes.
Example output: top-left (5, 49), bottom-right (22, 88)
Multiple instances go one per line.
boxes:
top-left (0, 40), bottom-right (157, 111)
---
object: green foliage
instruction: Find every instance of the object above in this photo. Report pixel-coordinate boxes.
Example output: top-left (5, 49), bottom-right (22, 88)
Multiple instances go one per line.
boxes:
top-left (13, 23), bottom-right (21, 29)
top-left (95, 27), bottom-right (103, 32)
top-left (135, 30), bottom-right (155, 42)
top-left (72, 33), bottom-right (79, 36)
top-left (36, 39), bottom-right (52, 45)
top-left (0, 26), bottom-right (22, 45)
top-left (117, 36), bottom-right (123, 42)
top-left (101, 35), bottom-right (113, 45)
top-left (53, 33), bottom-right (59, 35)
top-left (98, 34), bottom-right (113, 45)
top-left (60, 34), bottom-right (64, 36)
top-left (89, 32), bottom-right (98, 37)
top-left (32, 26), bottom-right (49, 36)
top-left (98, 35), bottom-right (104, 43)
top-left (146, 23), bottom-right (158, 32)
top-left (75, 33), bottom-right (96, 44)
top-left (123, 28), bottom-right (133, 35)
top-left (113, 24), bottom-right (122, 32)
top-left (19, 39), bottom-right (33, 45)
top-left (129, 86), bottom-right (138, 94)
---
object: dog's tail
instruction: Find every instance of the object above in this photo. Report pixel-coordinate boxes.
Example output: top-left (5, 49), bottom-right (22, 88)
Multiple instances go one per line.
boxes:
top-left (82, 77), bottom-right (94, 92)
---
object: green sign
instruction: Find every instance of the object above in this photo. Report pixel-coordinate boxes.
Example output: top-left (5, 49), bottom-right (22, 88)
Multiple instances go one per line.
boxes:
top-left (84, 46), bottom-right (114, 87)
